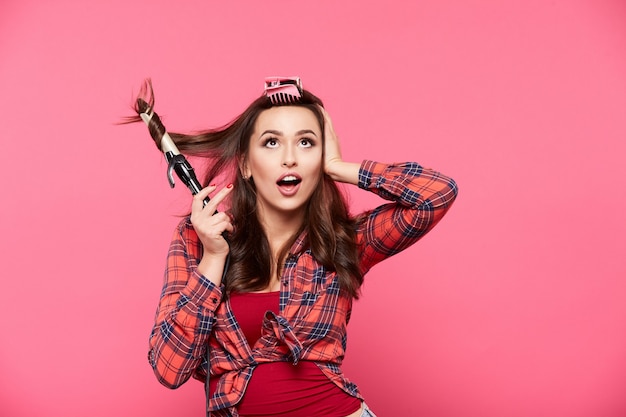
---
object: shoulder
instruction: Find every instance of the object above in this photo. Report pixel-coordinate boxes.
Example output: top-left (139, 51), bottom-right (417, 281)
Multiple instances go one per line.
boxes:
top-left (171, 215), bottom-right (198, 242)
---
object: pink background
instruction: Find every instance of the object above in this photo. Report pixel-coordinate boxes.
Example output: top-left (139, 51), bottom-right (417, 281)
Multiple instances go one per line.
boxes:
top-left (1, 1), bottom-right (625, 416)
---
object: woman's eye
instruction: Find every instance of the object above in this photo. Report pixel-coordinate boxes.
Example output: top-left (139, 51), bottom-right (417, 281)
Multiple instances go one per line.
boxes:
top-left (299, 138), bottom-right (313, 147)
top-left (264, 138), bottom-right (278, 148)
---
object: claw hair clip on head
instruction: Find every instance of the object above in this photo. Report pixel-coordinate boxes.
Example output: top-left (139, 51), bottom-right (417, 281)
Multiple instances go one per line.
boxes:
top-left (264, 76), bottom-right (303, 104)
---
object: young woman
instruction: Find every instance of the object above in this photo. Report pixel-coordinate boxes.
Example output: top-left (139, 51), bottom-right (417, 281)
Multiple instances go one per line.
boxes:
top-left (144, 79), bottom-right (458, 417)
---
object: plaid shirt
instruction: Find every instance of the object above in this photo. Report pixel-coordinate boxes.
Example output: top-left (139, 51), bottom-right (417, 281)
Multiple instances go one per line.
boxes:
top-left (148, 160), bottom-right (458, 416)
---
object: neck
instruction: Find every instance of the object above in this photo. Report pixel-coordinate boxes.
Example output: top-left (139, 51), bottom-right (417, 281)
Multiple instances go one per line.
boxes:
top-left (256, 208), bottom-right (304, 289)
top-left (257, 207), bottom-right (305, 252)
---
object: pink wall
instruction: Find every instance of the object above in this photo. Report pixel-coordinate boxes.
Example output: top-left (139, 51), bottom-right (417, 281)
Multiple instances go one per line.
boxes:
top-left (1, 1), bottom-right (625, 416)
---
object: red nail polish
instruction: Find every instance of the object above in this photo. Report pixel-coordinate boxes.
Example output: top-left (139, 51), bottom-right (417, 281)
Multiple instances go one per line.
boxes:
top-left (210, 184), bottom-right (216, 187)
top-left (227, 183), bottom-right (233, 188)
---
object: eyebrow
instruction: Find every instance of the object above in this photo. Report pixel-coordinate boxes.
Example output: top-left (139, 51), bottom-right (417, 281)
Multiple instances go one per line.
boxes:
top-left (259, 129), bottom-right (319, 137)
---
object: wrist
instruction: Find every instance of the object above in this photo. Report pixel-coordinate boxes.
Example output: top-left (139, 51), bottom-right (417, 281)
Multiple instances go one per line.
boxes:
top-left (325, 161), bottom-right (360, 184)
top-left (197, 252), bottom-right (228, 285)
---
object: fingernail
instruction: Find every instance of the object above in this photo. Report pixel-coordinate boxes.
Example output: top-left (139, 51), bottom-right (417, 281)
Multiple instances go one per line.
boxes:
top-left (227, 183), bottom-right (233, 188)
top-left (210, 183), bottom-right (216, 187)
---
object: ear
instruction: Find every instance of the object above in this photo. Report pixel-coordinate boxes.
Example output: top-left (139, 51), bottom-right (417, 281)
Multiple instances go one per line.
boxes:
top-left (239, 156), bottom-right (251, 179)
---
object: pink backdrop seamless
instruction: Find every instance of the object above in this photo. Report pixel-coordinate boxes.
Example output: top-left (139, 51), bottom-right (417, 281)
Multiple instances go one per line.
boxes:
top-left (1, 1), bottom-right (625, 416)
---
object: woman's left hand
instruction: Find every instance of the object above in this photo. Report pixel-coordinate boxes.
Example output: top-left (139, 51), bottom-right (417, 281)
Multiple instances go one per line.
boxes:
top-left (321, 106), bottom-right (343, 175)
top-left (320, 106), bottom-right (360, 185)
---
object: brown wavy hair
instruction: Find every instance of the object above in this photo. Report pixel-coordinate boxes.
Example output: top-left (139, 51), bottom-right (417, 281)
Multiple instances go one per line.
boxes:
top-left (130, 81), bottom-right (363, 298)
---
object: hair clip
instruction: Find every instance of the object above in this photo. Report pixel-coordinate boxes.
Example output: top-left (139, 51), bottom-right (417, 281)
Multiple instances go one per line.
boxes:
top-left (264, 76), bottom-right (303, 104)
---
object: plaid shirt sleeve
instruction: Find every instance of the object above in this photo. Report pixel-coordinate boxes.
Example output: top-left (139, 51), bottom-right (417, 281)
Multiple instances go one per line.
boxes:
top-left (148, 218), bottom-right (223, 389)
top-left (356, 160), bottom-right (458, 273)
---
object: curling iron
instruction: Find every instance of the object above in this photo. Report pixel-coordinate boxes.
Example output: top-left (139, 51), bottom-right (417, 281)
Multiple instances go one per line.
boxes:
top-left (134, 91), bottom-right (210, 207)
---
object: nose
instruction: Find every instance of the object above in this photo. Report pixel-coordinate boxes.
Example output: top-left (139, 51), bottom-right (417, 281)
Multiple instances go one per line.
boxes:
top-left (281, 144), bottom-right (297, 167)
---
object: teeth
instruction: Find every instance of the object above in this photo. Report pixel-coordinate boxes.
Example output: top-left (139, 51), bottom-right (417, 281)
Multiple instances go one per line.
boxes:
top-left (278, 175), bottom-right (301, 186)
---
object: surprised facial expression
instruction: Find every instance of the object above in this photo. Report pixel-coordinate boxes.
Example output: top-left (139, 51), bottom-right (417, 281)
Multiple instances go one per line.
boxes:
top-left (244, 106), bottom-right (323, 221)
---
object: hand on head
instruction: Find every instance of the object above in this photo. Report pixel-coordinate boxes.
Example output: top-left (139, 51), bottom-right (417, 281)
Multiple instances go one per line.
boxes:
top-left (319, 106), bottom-right (343, 176)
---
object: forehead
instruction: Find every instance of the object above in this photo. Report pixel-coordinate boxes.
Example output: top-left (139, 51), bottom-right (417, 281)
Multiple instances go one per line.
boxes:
top-left (254, 106), bottom-right (321, 134)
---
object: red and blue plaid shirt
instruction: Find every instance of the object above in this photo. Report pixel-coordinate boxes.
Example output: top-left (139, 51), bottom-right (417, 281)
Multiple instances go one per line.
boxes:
top-left (148, 160), bottom-right (458, 416)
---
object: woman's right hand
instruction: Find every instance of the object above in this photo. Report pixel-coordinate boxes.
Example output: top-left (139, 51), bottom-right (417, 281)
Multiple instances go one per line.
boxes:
top-left (190, 184), bottom-right (234, 260)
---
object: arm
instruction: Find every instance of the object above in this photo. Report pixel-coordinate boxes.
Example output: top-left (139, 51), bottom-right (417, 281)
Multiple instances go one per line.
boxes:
top-left (148, 219), bottom-right (224, 388)
top-left (320, 106), bottom-right (458, 272)
top-left (356, 160), bottom-right (458, 272)
top-left (148, 186), bottom-right (233, 388)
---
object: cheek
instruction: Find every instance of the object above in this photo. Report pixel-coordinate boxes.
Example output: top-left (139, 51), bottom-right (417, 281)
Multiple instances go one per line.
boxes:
top-left (247, 154), bottom-right (269, 178)
top-left (305, 150), bottom-right (323, 171)
top-left (305, 166), bottom-right (324, 189)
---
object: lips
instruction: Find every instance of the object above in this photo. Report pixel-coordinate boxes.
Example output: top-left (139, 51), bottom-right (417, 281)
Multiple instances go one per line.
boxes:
top-left (276, 173), bottom-right (302, 196)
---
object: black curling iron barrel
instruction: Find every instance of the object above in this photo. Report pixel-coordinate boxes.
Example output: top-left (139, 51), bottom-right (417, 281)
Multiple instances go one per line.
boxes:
top-left (136, 97), bottom-right (209, 206)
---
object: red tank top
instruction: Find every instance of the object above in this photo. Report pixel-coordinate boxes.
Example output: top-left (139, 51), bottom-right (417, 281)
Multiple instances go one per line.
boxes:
top-left (212, 291), bottom-right (361, 416)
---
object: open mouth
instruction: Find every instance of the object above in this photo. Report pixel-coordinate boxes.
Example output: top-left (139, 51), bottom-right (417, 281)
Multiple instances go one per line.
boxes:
top-left (277, 175), bottom-right (302, 187)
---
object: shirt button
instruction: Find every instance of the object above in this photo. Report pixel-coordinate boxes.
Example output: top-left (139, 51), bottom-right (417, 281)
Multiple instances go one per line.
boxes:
top-left (211, 297), bottom-right (218, 304)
